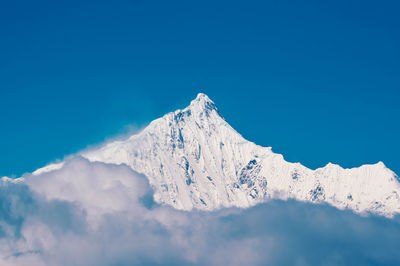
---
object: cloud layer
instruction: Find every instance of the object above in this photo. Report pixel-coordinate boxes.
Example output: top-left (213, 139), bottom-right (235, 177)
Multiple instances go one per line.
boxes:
top-left (1, 157), bottom-right (400, 265)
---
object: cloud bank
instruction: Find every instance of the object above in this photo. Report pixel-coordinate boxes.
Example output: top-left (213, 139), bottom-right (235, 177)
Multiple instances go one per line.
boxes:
top-left (0, 157), bottom-right (400, 266)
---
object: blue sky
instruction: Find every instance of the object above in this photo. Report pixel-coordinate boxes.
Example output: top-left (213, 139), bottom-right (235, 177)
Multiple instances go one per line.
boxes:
top-left (1, 0), bottom-right (399, 177)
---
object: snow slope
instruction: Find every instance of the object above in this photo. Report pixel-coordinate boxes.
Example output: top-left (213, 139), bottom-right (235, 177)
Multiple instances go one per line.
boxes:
top-left (33, 93), bottom-right (400, 217)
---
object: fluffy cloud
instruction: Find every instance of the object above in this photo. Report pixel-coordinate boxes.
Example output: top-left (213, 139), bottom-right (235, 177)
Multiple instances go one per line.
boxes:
top-left (0, 157), bottom-right (399, 265)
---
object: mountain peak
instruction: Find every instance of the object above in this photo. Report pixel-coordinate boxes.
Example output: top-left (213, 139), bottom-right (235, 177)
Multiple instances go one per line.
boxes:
top-left (189, 93), bottom-right (220, 115)
top-left (194, 92), bottom-right (212, 102)
top-left (190, 93), bottom-right (214, 106)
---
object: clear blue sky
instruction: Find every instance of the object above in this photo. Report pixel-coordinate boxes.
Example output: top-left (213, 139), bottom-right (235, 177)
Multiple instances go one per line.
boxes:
top-left (1, 0), bottom-right (399, 177)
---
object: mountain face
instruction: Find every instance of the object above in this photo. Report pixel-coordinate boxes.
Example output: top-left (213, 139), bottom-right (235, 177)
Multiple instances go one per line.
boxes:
top-left (37, 93), bottom-right (400, 217)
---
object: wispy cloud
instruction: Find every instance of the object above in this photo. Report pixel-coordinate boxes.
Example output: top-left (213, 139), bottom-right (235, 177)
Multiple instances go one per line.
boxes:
top-left (0, 157), bottom-right (399, 265)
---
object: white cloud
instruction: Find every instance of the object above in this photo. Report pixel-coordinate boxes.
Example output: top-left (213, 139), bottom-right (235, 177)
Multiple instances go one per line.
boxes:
top-left (0, 157), bottom-right (399, 265)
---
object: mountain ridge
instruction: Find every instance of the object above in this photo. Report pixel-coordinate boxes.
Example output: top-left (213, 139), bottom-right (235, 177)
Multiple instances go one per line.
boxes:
top-left (30, 93), bottom-right (400, 217)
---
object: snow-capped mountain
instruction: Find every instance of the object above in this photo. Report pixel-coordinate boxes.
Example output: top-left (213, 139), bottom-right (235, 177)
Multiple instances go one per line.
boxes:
top-left (36, 93), bottom-right (400, 217)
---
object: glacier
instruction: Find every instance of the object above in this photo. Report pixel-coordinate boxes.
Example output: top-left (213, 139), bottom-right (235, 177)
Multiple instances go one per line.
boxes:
top-left (34, 93), bottom-right (400, 217)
